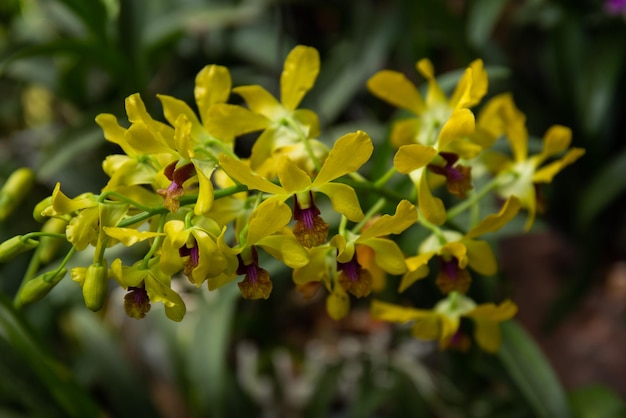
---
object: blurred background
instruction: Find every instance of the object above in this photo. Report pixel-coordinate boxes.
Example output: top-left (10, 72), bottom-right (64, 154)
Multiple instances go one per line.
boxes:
top-left (1, 0), bottom-right (626, 417)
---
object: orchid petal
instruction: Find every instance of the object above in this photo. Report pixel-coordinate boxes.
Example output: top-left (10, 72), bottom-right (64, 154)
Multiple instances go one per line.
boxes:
top-left (205, 103), bottom-right (269, 138)
top-left (393, 144), bottom-right (437, 173)
top-left (466, 196), bottom-right (521, 239)
top-left (195, 64), bottom-right (231, 124)
top-left (437, 108), bottom-right (475, 150)
top-left (360, 200), bottom-right (417, 240)
top-left (366, 70), bottom-right (425, 115)
top-left (218, 155), bottom-right (284, 195)
top-left (233, 85), bottom-right (283, 119)
top-left (315, 182), bottom-right (364, 222)
top-left (281, 45), bottom-right (320, 111)
top-left (313, 130), bottom-right (373, 186)
top-left (277, 156), bottom-right (312, 193)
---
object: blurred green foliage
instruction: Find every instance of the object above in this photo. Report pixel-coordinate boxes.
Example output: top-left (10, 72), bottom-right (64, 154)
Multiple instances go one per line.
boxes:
top-left (1, 0), bottom-right (625, 417)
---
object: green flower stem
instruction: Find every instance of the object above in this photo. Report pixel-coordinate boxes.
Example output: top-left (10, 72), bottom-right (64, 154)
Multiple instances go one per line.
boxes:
top-left (338, 215), bottom-right (348, 237)
top-left (342, 178), bottom-right (406, 202)
top-left (418, 208), bottom-right (447, 245)
top-left (13, 246), bottom-right (76, 307)
top-left (142, 215), bottom-right (167, 268)
top-left (446, 176), bottom-right (501, 221)
top-left (373, 166), bottom-right (397, 189)
top-left (98, 191), bottom-right (155, 212)
top-left (284, 116), bottom-right (322, 171)
top-left (116, 184), bottom-right (250, 228)
top-left (352, 197), bottom-right (386, 234)
top-left (22, 232), bottom-right (66, 241)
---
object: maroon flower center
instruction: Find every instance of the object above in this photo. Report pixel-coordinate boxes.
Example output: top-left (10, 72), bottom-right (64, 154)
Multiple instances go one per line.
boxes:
top-left (427, 152), bottom-right (473, 198)
top-left (292, 193), bottom-right (329, 248)
top-left (124, 285), bottom-right (151, 319)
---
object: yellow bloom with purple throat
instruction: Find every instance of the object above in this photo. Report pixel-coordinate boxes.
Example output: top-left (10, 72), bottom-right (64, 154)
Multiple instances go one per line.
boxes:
top-left (292, 200), bottom-right (417, 319)
top-left (206, 45), bottom-right (326, 176)
top-left (111, 257), bottom-right (186, 322)
top-left (219, 130), bottom-right (373, 248)
top-left (481, 94), bottom-right (585, 230)
top-left (371, 293), bottom-right (517, 353)
top-left (159, 215), bottom-right (236, 288)
top-left (225, 199), bottom-right (309, 300)
top-left (368, 59), bottom-right (488, 225)
top-left (399, 196), bottom-right (521, 294)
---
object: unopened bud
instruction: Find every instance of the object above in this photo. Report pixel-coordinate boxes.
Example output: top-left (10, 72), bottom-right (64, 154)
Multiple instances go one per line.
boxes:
top-left (37, 217), bottom-right (69, 264)
top-left (33, 196), bottom-right (53, 223)
top-left (0, 168), bottom-right (36, 221)
top-left (18, 268), bottom-right (67, 305)
top-left (82, 261), bottom-right (108, 311)
top-left (326, 289), bottom-right (350, 320)
top-left (0, 235), bottom-right (39, 263)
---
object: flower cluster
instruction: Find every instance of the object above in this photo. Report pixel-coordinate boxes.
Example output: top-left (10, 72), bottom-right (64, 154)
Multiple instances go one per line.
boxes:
top-left (0, 45), bottom-right (584, 352)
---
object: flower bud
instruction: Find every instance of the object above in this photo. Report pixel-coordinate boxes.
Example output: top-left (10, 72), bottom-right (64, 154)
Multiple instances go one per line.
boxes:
top-left (0, 168), bottom-right (35, 221)
top-left (82, 262), bottom-right (108, 311)
top-left (326, 289), bottom-right (350, 320)
top-left (37, 217), bottom-right (69, 264)
top-left (32, 196), bottom-right (53, 223)
top-left (0, 235), bottom-right (39, 263)
top-left (18, 268), bottom-right (67, 305)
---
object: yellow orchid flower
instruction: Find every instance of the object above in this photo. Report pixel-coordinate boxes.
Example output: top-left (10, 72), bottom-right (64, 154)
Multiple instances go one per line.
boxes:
top-left (40, 184), bottom-right (129, 251)
top-left (481, 94), bottom-right (585, 230)
top-left (332, 200), bottom-right (417, 297)
top-left (371, 293), bottom-right (517, 352)
top-left (399, 196), bottom-right (521, 294)
top-left (206, 45), bottom-right (325, 176)
top-left (225, 199), bottom-right (309, 299)
top-left (219, 130), bottom-right (373, 247)
top-left (369, 59), bottom-right (488, 225)
top-left (97, 64), bottom-right (235, 215)
top-left (368, 58), bottom-right (487, 148)
top-left (159, 215), bottom-right (236, 288)
top-left (292, 200), bottom-right (417, 319)
top-left (111, 257), bottom-right (186, 322)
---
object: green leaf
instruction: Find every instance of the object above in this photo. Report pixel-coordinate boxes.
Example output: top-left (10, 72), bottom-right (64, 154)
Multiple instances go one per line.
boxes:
top-left (577, 149), bottom-right (626, 228)
top-left (315, 6), bottom-right (399, 124)
top-left (466, 0), bottom-right (509, 48)
top-left (186, 282), bottom-right (241, 417)
top-left (0, 295), bottom-right (101, 417)
top-left (55, 0), bottom-right (110, 41)
top-left (568, 385), bottom-right (626, 418)
top-left (498, 320), bottom-right (572, 418)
